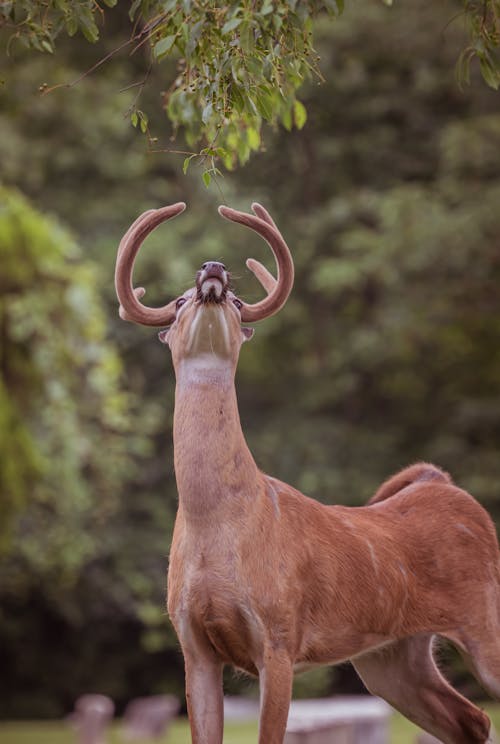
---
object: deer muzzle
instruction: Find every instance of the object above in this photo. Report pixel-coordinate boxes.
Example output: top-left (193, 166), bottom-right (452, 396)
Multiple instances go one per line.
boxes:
top-left (196, 262), bottom-right (229, 303)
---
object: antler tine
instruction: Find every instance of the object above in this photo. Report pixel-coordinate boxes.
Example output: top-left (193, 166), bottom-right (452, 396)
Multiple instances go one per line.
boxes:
top-left (115, 203), bottom-right (186, 327)
top-left (218, 202), bottom-right (294, 323)
top-left (251, 202), bottom-right (279, 230)
top-left (245, 258), bottom-right (278, 293)
top-left (244, 203), bottom-right (279, 293)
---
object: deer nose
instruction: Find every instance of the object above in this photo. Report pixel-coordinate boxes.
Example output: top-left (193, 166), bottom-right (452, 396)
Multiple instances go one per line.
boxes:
top-left (201, 261), bottom-right (226, 276)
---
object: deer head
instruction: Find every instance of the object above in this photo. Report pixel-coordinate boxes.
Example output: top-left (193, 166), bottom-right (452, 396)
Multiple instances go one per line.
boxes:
top-left (115, 203), bottom-right (294, 373)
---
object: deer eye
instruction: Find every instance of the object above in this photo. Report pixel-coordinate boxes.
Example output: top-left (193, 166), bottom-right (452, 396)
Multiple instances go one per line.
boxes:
top-left (176, 298), bottom-right (187, 310)
top-left (233, 298), bottom-right (243, 310)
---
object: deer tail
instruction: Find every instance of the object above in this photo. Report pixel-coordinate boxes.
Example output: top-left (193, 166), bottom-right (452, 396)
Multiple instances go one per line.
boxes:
top-left (368, 462), bottom-right (453, 505)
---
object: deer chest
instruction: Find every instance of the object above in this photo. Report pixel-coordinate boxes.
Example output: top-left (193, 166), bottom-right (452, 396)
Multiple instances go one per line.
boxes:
top-left (168, 552), bottom-right (263, 675)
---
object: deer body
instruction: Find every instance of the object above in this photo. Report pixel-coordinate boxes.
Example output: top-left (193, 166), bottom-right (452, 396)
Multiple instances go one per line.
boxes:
top-left (116, 203), bottom-right (500, 744)
top-left (167, 340), bottom-right (499, 675)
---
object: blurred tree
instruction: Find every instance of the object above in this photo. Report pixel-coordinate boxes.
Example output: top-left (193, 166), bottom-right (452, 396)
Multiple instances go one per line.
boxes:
top-left (0, 0), bottom-right (498, 172)
top-left (0, 187), bottom-right (180, 716)
top-left (0, 186), bottom-right (132, 553)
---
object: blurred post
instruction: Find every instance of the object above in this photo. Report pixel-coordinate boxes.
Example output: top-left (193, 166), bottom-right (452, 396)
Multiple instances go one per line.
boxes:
top-left (122, 694), bottom-right (180, 740)
top-left (284, 696), bottom-right (391, 744)
top-left (224, 696), bottom-right (259, 722)
top-left (71, 694), bottom-right (114, 744)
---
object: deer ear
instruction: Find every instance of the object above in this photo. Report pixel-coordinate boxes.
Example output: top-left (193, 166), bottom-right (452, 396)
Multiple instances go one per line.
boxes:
top-left (242, 327), bottom-right (255, 342)
top-left (158, 328), bottom-right (171, 345)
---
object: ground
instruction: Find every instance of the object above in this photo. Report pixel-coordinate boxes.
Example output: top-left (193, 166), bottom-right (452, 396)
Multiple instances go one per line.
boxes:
top-left (1, 705), bottom-right (499, 744)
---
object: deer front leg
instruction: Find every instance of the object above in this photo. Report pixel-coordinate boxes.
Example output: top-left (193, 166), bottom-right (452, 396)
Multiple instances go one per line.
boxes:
top-left (258, 648), bottom-right (293, 744)
top-left (183, 647), bottom-right (224, 744)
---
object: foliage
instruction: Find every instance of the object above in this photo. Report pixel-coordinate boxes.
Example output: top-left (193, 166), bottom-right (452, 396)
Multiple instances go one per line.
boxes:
top-left (0, 0), bottom-right (106, 50)
top-left (0, 187), bottom-right (177, 716)
top-left (458, 0), bottom-right (500, 89)
top-left (145, 0), bottom-right (322, 171)
top-left (0, 0), bottom-right (498, 173)
top-left (0, 186), bottom-right (131, 557)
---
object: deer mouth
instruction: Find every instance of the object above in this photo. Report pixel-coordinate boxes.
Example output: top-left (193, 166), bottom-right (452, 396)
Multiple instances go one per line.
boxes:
top-left (196, 264), bottom-right (230, 304)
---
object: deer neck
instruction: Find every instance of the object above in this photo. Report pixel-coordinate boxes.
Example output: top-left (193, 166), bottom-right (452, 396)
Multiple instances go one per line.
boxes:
top-left (173, 354), bottom-right (260, 520)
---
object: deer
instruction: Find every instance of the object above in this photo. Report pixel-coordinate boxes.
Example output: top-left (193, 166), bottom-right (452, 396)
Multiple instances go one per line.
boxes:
top-left (115, 202), bottom-right (500, 744)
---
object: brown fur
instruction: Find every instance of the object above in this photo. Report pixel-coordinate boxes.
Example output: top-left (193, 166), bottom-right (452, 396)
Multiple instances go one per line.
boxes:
top-left (369, 462), bottom-right (453, 504)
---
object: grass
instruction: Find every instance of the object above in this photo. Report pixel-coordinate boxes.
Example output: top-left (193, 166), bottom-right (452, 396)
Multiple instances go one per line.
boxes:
top-left (1, 705), bottom-right (499, 744)
top-left (0, 720), bottom-right (258, 744)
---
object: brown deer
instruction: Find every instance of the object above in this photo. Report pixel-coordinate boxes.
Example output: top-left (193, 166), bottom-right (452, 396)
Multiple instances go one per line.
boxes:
top-left (115, 202), bottom-right (500, 744)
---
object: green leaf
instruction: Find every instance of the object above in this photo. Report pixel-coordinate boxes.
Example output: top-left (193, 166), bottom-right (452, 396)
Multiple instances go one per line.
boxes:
top-left (456, 48), bottom-right (473, 87)
top-left (131, 112), bottom-right (138, 128)
top-left (202, 171), bottom-right (212, 188)
top-left (139, 112), bottom-right (148, 133)
top-left (128, 0), bottom-right (142, 20)
top-left (273, 14), bottom-right (283, 31)
top-left (236, 138), bottom-right (251, 164)
top-left (255, 90), bottom-right (274, 122)
top-left (222, 150), bottom-right (235, 170)
top-left (182, 156), bottom-right (194, 174)
top-left (76, 6), bottom-right (99, 43)
top-left (293, 99), bottom-right (307, 129)
top-left (161, 0), bottom-right (178, 10)
top-left (102, 0), bottom-right (117, 6)
top-left (65, 16), bottom-right (78, 36)
top-left (246, 95), bottom-right (259, 117)
top-left (80, 24), bottom-right (99, 44)
top-left (185, 19), bottom-right (204, 56)
top-left (201, 102), bottom-right (213, 125)
top-left (282, 107), bottom-right (293, 131)
top-left (222, 17), bottom-right (242, 34)
top-left (154, 35), bottom-right (176, 60)
top-left (214, 147), bottom-right (230, 163)
top-left (41, 40), bottom-right (54, 53)
top-left (479, 57), bottom-right (500, 90)
top-left (231, 85), bottom-right (245, 114)
top-left (247, 127), bottom-right (261, 150)
top-left (231, 63), bottom-right (240, 84)
top-left (239, 22), bottom-right (254, 53)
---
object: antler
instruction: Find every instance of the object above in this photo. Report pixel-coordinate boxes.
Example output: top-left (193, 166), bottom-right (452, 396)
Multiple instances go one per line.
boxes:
top-left (115, 203), bottom-right (186, 326)
top-left (218, 202), bottom-right (294, 322)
